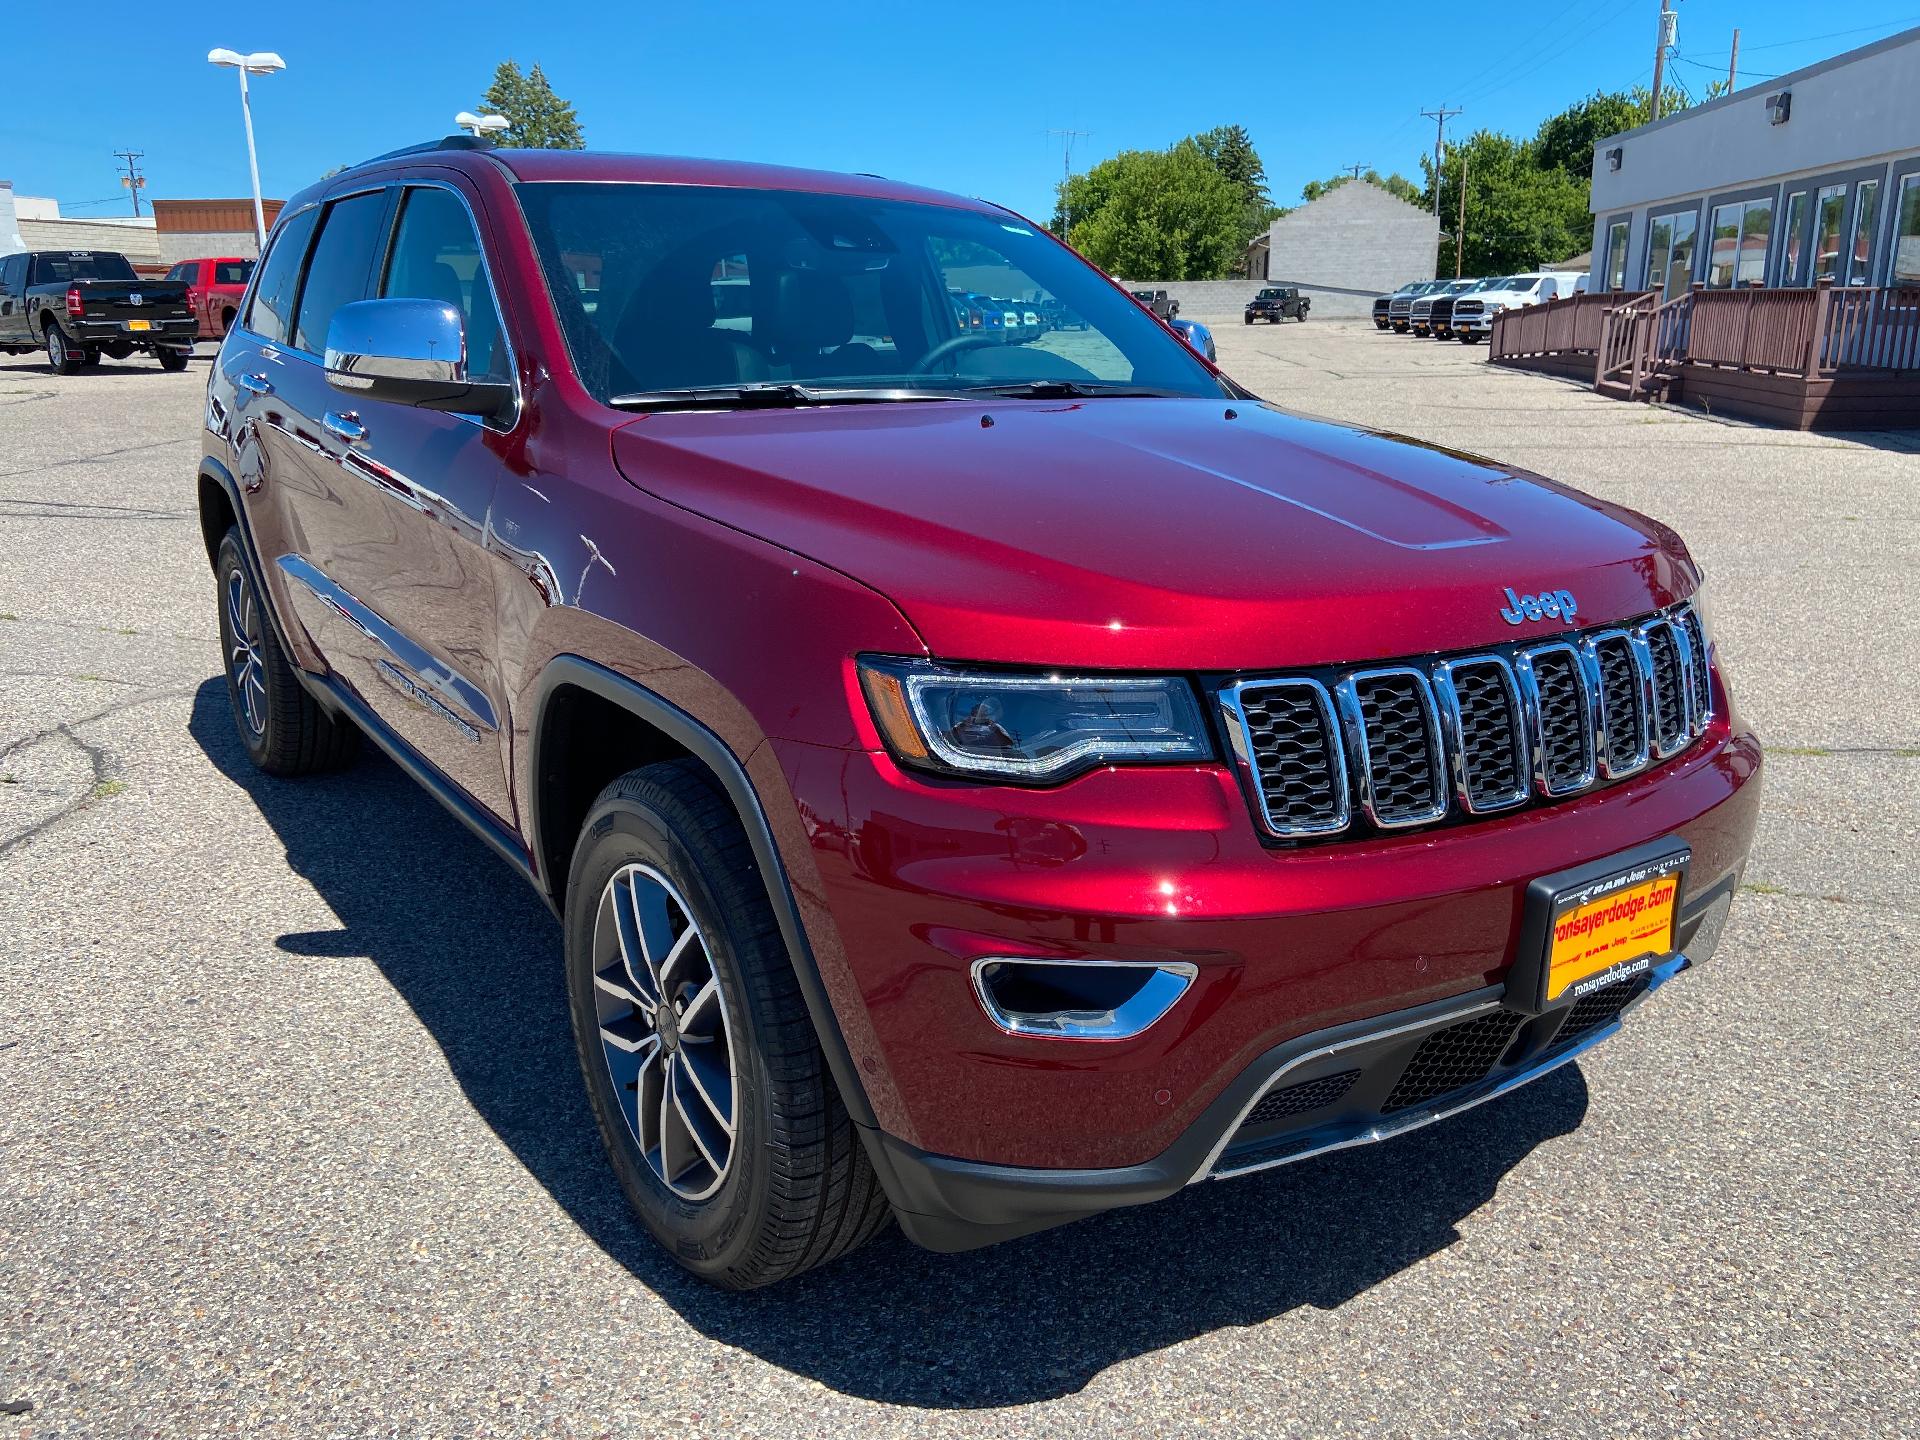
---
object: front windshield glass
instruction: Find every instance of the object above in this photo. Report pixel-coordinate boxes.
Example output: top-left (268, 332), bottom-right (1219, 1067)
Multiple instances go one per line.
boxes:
top-left (514, 182), bottom-right (1225, 403)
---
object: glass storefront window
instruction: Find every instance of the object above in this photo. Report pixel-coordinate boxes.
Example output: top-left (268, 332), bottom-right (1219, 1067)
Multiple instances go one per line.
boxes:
top-left (1645, 207), bottom-right (1698, 298)
top-left (1779, 191), bottom-right (1808, 285)
top-left (1892, 175), bottom-right (1920, 286)
top-left (1812, 184), bottom-right (1847, 281)
top-left (1709, 203), bottom-right (1741, 286)
top-left (1845, 179), bottom-right (1879, 284)
top-left (1606, 219), bottom-right (1630, 290)
top-left (1737, 198), bottom-right (1773, 286)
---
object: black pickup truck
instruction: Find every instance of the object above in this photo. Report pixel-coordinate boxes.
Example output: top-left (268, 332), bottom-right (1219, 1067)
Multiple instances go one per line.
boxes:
top-left (0, 250), bottom-right (196, 373)
top-left (1244, 286), bottom-right (1309, 323)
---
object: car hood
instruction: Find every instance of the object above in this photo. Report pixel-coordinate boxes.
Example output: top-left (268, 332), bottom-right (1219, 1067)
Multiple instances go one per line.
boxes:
top-left (609, 398), bottom-right (1694, 671)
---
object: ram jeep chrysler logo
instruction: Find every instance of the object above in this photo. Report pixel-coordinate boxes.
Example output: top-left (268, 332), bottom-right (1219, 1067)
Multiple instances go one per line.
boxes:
top-left (1499, 586), bottom-right (1578, 625)
top-left (127, 292), bottom-right (143, 305)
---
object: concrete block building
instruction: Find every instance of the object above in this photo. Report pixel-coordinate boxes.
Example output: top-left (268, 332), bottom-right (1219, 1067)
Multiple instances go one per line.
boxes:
top-left (1261, 181), bottom-right (1439, 316)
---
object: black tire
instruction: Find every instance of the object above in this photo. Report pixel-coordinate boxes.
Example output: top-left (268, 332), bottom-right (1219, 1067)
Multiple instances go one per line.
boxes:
top-left (565, 760), bottom-right (891, 1290)
top-left (80, 347), bottom-right (102, 367)
top-left (44, 322), bottom-right (81, 375)
top-left (158, 347), bottom-right (190, 372)
top-left (220, 307), bottom-right (237, 335)
top-left (214, 527), bottom-right (359, 776)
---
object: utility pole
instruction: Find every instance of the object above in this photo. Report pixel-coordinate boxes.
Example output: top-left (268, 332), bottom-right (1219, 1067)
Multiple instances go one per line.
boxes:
top-left (1344, 163), bottom-right (1368, 181)
top-left (1047, 128), bottom-right (1091, 236)
top-left (1650, 0), bottom-right (1676, 122)
top-left (1419, 106), bottom-right (1462, 220)
top-left (114, 149), bottom-right (146, 218)
top-left (1728, 27), bottom-right (1740, 91)
top-left (1456, 152), bottom-right (1469, 277)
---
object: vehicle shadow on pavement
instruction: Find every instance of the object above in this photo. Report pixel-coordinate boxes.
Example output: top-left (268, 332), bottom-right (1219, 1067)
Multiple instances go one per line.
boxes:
top-left (191, 677), bottom-right (1589, 1410)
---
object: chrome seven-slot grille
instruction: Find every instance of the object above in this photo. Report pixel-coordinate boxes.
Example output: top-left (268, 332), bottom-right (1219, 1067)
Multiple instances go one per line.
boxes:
top-left (1221, 604), bottom-right (1712, 839)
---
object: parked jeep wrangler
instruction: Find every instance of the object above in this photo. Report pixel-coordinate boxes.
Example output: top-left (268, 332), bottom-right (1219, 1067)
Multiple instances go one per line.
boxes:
top-left (200, 138), bottom-right (1760, 1289)
top-left (1245, 286), bottom-right (1309, 323)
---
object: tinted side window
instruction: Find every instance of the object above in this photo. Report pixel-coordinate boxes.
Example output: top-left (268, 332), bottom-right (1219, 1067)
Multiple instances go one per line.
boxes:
top-left (166, 263), bottom-right (191, 282)
top-left (215, 260), bottom-right (253, 286)
top-left (381, 187), bottom-right (510, 381)
top-left (0, 255), bottom-right (25, 294)
top-left (248, 208), bottom-right (319, 345)
top-left (292, 191), bottom-right (390, 354)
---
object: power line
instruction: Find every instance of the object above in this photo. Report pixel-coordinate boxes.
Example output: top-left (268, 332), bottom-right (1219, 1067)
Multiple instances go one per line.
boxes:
top-left (1673, 53), bottom-right (1779, 81)
top-left (1739, 14), bottom-right (1920, 52)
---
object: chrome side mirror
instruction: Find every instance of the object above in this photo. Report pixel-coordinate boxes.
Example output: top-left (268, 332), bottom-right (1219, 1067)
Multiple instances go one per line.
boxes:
top-left (323, 298), bottom-right (511, 417)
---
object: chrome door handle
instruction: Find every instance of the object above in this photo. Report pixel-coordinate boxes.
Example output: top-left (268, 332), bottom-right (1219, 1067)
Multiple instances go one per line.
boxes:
top-left (322, 410), bottom-right (367, 444)
top-left (236, 371), bottom-right (272, 396)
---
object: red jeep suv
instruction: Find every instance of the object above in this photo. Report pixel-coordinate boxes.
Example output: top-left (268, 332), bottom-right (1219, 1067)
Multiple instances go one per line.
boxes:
top-left (197, 138), bottom-right (1761, 1289)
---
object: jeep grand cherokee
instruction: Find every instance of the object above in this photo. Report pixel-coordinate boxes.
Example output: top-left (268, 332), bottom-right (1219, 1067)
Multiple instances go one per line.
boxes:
top-left (197, 137), bottom-right (1761, 1289)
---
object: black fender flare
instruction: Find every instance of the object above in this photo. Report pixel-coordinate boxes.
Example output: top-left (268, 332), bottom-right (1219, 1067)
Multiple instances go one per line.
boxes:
top-left (526, 655), bottom-right (881, 1136)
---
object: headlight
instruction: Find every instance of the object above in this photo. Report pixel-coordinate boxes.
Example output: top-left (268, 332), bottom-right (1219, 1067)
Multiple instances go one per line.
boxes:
top-left (858, 658), bottom-right (1211, 782)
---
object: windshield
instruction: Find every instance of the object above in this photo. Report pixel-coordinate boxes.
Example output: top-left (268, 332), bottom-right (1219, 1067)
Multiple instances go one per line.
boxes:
top-left (514, 183), bottom-right (1225, 404)
top-left (30, 252), bottom-right (137, 285)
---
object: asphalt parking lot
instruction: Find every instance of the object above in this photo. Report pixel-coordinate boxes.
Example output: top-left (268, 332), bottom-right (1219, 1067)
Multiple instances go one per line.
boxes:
top-left (2, 323), bottom-right (1915, 1439)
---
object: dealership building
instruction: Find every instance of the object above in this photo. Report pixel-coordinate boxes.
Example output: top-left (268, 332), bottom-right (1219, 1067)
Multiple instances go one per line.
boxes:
top-left (1587, 26), bottom-right (1920, 298)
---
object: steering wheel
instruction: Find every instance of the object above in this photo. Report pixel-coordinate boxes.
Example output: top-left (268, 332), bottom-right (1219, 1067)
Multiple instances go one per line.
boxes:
top-left (910, 332), bottom-right (1005, 375)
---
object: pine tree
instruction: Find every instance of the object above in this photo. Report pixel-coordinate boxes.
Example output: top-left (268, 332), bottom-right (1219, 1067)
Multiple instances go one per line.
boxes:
top-left (479, 61), bottom-right (584, 149)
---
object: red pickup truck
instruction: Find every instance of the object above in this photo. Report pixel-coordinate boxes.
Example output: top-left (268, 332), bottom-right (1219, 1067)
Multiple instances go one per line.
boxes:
top-left (164, 256), bottom-right (255, 339)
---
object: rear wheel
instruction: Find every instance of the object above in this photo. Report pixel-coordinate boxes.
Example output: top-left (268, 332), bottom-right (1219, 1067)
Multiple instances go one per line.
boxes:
top-left (157, 347), bottom-right (190, 372)
top-left (44, 323), bottom-right (81, 376)
top-left (565, 760), bottom-right (891, 1290)
top-left (214, 528), bottom-right (359, 775)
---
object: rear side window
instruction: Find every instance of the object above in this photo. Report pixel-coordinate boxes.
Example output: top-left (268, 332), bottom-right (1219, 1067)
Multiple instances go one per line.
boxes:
top-left (215, 260), bottom-right (254, 286)
top-left (292, 190), bottom-right (390, 354)
top-left (381, 186), bottom-right (510, 382)
top-left (166, 262), bottom-right (192, 282)
top-left (247, 207), bottom-right (319, 345)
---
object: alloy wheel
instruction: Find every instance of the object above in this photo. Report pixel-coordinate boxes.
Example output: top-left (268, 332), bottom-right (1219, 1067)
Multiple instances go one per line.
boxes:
top-left (47, 328), bottom-right (66, 369)
top-left (224, 565), bottom-right (267, 737)
top-left (592, 862), bottom-right (738, 1201)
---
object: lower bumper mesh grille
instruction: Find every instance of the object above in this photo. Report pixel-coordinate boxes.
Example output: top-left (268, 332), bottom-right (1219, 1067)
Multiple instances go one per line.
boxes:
top-left (1554, 975), bottom-right (1649, 1045)
top-left (1381, 1009), bottom-right (1523, 1113)
top-left (1243, 1069), bottom-right (1361, 1127)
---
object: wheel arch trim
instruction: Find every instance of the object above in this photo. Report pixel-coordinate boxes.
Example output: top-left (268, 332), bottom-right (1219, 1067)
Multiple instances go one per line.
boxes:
top-left (526, 654), bottom-right (883, 1136)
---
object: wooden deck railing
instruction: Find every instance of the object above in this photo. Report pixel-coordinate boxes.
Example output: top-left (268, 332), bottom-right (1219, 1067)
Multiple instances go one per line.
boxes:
top-left (1493, 278), bottom-right (1920, 400)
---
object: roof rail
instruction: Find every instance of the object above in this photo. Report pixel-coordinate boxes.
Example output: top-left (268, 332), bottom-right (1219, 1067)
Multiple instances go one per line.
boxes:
top-left (359, 134), bottom-right (499, 166)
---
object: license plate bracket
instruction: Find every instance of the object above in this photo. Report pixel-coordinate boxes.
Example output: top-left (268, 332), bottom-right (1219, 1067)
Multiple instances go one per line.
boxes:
top-left (1510, 838), bottom-right (1690, 1014)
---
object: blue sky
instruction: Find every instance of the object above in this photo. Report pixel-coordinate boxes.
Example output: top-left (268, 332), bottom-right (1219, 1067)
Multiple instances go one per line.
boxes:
top-left (5, 2), bottom-right (1918, 221)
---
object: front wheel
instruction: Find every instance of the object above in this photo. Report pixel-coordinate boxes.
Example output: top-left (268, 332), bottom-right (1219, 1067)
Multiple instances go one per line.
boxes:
top-left (566, 760), bottom-right (891, 1289)
top-left (44, 323), bottom-right (81, 375)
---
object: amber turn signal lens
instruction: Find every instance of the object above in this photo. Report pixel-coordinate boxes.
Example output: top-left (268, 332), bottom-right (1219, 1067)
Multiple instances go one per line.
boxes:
top-left (859, 666), bottom-right (931, 761)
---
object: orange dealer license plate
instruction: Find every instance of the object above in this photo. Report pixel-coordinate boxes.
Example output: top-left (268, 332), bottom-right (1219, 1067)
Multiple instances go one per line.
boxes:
top-left (1543, 849), bottom-right (1688, 1005)
top-left (125, 319), bottom-right (153, 331)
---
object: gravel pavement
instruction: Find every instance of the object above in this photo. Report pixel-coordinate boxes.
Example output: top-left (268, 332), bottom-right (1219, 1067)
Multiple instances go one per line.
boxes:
top-left (1, 327), bottom-right (1915, 1439)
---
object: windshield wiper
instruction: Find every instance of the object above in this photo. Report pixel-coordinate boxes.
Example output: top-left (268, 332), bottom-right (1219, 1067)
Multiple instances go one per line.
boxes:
top-left (961, 380), bottom-right (1189, 400)
top-left (606, 382), bottom-right (971, 412)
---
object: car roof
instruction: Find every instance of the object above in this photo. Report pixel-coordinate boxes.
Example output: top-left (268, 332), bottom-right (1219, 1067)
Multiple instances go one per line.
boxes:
top-left (291, 143), bottom-right (1013, 219)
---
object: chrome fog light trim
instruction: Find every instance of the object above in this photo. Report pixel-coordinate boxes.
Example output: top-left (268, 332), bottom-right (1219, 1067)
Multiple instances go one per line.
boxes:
top-left (969, 957), bottom-right (1198, 1040)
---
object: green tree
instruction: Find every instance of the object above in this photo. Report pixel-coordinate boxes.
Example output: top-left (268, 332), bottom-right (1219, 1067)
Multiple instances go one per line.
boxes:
top-left (1426, 130), bottom-right (1591, 277)
top-left (1535, 91), bottom-right (1647, 178)
top-left (1059, 146), bottom-right (1244, 279)
top-left (1186, 124), bottom-right (1276, 251)
top-left (479, 60), bottom-right (584, 149)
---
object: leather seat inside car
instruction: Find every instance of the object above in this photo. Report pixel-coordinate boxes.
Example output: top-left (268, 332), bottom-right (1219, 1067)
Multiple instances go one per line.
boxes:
top-left (771, 270), bottom-right (883, 378)
top-left (612, 271), bottom-right (769, 393)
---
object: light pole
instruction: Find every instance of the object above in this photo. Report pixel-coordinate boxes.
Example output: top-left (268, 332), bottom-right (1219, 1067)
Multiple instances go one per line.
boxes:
top-left (207, 48), bottom-right (286, 252)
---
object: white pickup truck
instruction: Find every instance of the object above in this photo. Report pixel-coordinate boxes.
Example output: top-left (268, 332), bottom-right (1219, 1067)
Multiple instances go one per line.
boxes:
top-left (1451, 271), bottom-right (1588, 344)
